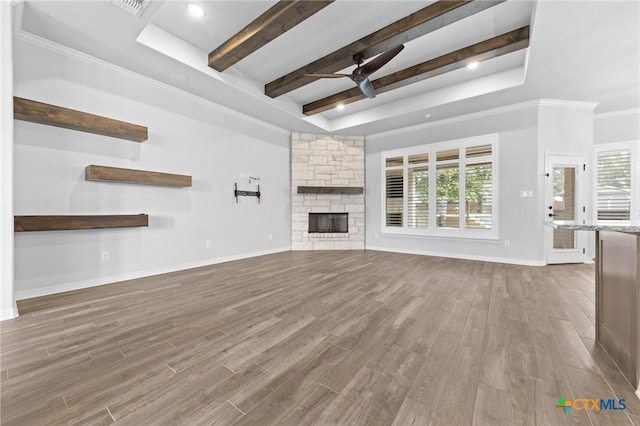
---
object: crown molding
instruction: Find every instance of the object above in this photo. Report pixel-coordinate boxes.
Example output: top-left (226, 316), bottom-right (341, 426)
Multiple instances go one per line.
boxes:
top-left (366, 99), bottom-right (542, 140)
top-left (367, 98), bottom-right (603, 140)
top-left (594, 107), bottom-right (640, 120)
top-left (538, 99), bottom-right (599, 109)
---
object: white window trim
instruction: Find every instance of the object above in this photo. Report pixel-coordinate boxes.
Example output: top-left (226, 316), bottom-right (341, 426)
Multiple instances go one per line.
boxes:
top-left (593, 140), bottom-right (639, 225)
top-left (381, 133), bottom-right (499, 240)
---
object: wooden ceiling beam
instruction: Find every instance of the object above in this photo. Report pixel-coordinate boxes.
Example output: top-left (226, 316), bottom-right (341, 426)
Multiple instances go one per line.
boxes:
top-left (265, 0), bottom-right (506, 98)
top-left (302, 26), bottom-right (530, 116)
top-left (208, 0), bottom-right (334, 72)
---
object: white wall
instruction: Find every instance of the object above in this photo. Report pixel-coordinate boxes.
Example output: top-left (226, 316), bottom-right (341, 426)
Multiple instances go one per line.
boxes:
top-left (1, 2), bottom-right (17, 319)
top-left (594, 110), bottom-right (640, 145)
top-left (366, 101), bottom-right (602, 265)
top-left (366, 104), bottom-right (544, 265)
top-left (12, 37), bottom-right (291, 300)
top-left (590, 109), bottom-right (640, 254)
top-left (538, 102), bottom-right (596, 261)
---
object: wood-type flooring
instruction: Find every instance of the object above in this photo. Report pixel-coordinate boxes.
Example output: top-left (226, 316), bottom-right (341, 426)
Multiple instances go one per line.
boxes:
top-left (1, 250), bottom-right (639, 425)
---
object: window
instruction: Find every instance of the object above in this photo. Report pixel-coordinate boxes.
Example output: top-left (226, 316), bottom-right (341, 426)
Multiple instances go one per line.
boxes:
top-left (595, 141), bottom-right (639, 224)
top-left (382, 134), bottom-right (498, 238)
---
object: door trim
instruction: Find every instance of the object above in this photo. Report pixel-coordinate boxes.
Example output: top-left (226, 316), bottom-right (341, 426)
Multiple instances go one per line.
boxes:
top-left (545, 154), bottom-right (587, 264)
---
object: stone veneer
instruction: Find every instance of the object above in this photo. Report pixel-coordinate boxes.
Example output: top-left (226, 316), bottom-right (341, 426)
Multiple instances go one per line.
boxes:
top-left (291, 133), bottom-right (365, 250)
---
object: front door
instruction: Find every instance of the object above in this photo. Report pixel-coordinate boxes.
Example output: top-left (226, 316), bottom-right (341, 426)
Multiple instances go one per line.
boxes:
top-left (545, 155), bottom-right (587, 264)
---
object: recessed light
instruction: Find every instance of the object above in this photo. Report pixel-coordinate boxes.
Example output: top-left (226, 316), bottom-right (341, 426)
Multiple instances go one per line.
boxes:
top-left (187, 2), bottom-right (205, 17)
top-left (336, 103), bottom-right (345, 111)
top-left (424, 113), bottom-right (431, 119)
top-left (467, 61), bottom-right (479, 70)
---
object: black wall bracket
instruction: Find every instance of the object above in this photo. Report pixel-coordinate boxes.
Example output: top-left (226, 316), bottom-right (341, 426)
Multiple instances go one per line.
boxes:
top-left (234, 182), bottom-right (261, 203)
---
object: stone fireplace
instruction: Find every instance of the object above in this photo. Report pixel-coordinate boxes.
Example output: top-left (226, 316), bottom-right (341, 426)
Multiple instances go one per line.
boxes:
top-left (291, 133), bottom-right (365, 250)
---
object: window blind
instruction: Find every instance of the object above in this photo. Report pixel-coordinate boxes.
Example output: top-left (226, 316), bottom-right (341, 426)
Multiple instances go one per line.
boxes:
top-left (597, 149), bottom-right (631, 221)
top-left (385, 169), bottom-right (403, 227)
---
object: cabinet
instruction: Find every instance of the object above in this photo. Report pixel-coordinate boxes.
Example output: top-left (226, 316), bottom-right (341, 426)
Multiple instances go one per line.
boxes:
top-left (596, 230), bottom-right (640, 392)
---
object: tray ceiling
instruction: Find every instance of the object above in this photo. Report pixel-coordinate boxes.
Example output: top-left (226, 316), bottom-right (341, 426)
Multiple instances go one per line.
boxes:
top-left (13, 1), bottom-right (640, 135)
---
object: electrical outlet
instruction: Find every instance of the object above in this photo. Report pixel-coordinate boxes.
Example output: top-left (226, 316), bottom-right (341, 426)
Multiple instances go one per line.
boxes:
top-left (268, 234), bottom-right (273, 241)
top-left (504, 240), bottom-right (510, 247)
top-left (205, 240), bottom-right (212, 248)
top-left (101, 251), bottom-right (109, 261)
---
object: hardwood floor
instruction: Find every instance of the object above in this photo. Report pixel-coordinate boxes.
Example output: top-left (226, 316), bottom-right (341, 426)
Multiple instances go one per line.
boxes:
top-left (1, 250), bottom-right (639, 425)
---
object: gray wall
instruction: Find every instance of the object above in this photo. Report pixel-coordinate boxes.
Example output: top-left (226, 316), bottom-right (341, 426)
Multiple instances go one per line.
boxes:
top-left (13, 38), bottom-right (291, 299)
top-left (365, 106), bottom-right (544, 265)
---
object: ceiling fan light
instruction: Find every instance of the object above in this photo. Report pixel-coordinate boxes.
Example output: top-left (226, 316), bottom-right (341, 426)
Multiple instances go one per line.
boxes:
top-left (467, 61), bottom-right (480, 70)
top-left (187, 2), bottom-right (205, 17)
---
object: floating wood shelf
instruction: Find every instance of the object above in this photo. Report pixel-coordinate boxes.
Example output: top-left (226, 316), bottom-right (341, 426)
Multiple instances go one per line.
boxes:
top-left (297, 186), bottom-right (363, 195)
top-left (85, 165), bottom-right (192, 187)
top-left (13, 97), bottom-right (148, 142)
top-left (14, 214), bottom-right (149, 232)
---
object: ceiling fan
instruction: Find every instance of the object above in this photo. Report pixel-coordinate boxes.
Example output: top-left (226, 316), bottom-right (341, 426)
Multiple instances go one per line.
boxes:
top-left (305, 45), bottom-right (405, 99)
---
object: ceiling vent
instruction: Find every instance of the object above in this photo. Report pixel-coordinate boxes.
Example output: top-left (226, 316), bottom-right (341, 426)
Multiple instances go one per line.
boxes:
top-left (111, 0), bottom-right (148, 17)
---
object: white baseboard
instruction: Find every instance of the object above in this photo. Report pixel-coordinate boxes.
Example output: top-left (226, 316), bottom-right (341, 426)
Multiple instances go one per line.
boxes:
top-left (0, 304), bottom-right (19, 321)
top-left (15, 246), bottom-right (291, 301)
top-left (365, 245), bottom-right (546, 266)
top-left (14, 244), bottom-right (544, 304)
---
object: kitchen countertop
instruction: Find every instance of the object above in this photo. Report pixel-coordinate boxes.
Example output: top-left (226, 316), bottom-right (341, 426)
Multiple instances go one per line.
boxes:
top-left (546, 222), bottom-right (640, 233)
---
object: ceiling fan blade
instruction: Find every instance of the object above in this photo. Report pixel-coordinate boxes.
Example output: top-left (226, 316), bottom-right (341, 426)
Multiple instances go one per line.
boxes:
top-left (358, 78), bottom-right (376, 99)
top-left (360, 45), bottom-right (405, 76)
top-left (304, 73), bottom-right (351, 79)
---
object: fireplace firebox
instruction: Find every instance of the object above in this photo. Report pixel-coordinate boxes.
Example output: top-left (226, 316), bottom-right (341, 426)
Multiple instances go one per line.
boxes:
top-left (308, 213), bottom-right (348, 233)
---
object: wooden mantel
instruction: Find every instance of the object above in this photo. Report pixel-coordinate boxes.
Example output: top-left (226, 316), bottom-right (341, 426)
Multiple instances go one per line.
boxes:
top-left (85, 165), bottom-right (192, 187)
top-left (297, 186), bottom-right (363, 195)
top-left (13, 97), bottom-right (148, 142)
